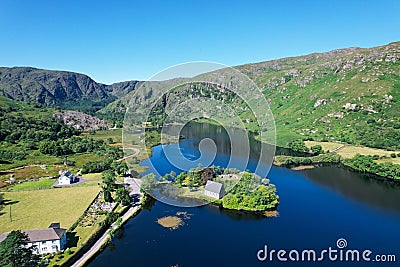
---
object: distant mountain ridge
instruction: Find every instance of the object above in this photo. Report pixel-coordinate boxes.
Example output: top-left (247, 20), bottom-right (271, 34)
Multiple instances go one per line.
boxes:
top-left (0, 67), bottom-right (138, 111)
top-left (1, 41), bottom-right (399, 149)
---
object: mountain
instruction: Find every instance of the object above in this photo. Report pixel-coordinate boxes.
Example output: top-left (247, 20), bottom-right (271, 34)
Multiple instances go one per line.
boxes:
top-left (1, 42), bottom-right (399, 150)
top-left (229, 42), bottom-right (400, 147)
top-left (0, 67), bottom-right (138, 113)
top-left (101, 42), bottom-right (400, 149)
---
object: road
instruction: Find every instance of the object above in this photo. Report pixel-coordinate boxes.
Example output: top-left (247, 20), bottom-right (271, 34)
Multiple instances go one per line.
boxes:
top-left (71, 178), bottom-right (143, 267)
top-left (116, 148), bottom-right (140, 162)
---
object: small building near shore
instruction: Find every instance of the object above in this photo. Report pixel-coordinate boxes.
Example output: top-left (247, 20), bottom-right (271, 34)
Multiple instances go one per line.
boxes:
top-left (204, 180), bottom-right (225, 199)
top-left (0, 223), bottom-right (67, 254)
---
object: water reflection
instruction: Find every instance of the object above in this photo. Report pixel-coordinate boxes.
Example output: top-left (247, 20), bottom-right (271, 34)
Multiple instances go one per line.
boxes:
top-left (302, 166), bottom-right (400, 213)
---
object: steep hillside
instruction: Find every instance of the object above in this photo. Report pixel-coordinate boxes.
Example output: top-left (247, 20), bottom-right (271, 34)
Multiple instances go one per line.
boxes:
top-left (237, 42), bottom-right (400, 148)
top-left (0, 67), bottom-right (138, 113)
top-left (102, 42), bottom-right (400, 149)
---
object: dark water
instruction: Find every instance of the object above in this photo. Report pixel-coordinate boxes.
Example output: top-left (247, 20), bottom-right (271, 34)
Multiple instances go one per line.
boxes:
top-left (89, 123), bottom-right (400, 266)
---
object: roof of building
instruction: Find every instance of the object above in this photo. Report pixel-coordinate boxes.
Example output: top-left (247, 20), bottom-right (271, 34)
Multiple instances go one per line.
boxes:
top-left (204, 180), bottom-right (224, 194)
top-left (0, 226), bottom-right (66, 243)
top-left (49, 222), bottom-right (60, 229)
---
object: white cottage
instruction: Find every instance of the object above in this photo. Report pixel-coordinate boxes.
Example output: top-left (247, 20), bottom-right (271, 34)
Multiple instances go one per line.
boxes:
top-left (204, 180), bottom-right (225, 199)
top-left (0, 223), bottom-right (67, 255)
top-left (58, 170), bottom-right (78, 185)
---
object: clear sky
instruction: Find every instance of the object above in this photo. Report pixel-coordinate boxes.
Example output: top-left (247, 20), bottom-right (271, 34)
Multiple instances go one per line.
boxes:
top-left (0, 0), bottom-right (399, 84)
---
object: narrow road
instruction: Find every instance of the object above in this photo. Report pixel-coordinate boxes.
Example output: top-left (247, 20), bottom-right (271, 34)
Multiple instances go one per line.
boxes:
top-left (116, 148), bottom-right (140, 162)
top-left (71, 178), bottom-right (143, 267)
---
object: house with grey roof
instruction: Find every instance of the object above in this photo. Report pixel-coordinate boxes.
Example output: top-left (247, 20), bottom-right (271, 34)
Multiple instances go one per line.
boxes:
top-left (204, 180), bottom-right (225, 199)
top-left (0, 223), bottom-right (67, 254)
top-left (58, 170), bottom-right (78, 185)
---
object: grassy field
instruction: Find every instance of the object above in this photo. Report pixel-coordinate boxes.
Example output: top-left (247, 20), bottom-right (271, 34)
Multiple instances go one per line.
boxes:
top-left (336, 145), bottom-right (399, 159)
top-left (376, 157), bottom-right (400, 164)
top-left (82, 172), bottom-right (102, 181)
top-left (0, 185), bottom-right (100, 233)
top-left (305, 141), bottom-right (343, 152)
top-left (67, 153), bottom-right (106, 168)
top-left (9, 178), bottom-right (57, 191)
top-left (85, 128), bottom-right (123, 143)
top-left (305, 140), bottom-right (400, 163)
top-left (0, 152), bottom-right (113, 185)
top-left (0, 165), bottom-right (63, 181)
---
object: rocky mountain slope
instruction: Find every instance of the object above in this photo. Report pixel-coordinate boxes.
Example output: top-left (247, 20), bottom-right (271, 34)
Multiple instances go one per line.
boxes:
top-left (53, 110), bottom-right (111, 131)
top-left (0, 67), bottom-right (138, 112)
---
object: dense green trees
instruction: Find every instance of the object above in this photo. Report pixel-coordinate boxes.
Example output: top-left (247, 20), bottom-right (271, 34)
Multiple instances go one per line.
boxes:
top-left (344, 154), bottom-right (400, 180)
top-left (102, 170), bottom-right (116, 203)
top-left (115, 187), bottom-right (131, 206)
top-left (0, 150), bottom-right (26, 162)
top-left (38, 136), bottom-right (123, 158)
top-left (275, 153), bottom-right (342, 167)
top-left (288, 140), bottom-right (308, 153)
top-left (222, 172), bottom-right (279, 211)
top-left (81, 158), bottom-right (127, 175)
top-left (311, 145), bottom-right (323, 155)
top-left (81, 159), bottom-right (113, 174)
top-left (111, 161), bottom-right (128, 176)
top-left (0, 230), bottom-right (39, 267)
top-left (104, 189), bottom-right (113, 203)
top-left (144, 130), bottom-right (161, 148)
top-left (101, 170), bottom-right (132, 206)
top-left (0, 102), bottom-right (78, 145)
top-left (102, 170), bottom-right (116, 190)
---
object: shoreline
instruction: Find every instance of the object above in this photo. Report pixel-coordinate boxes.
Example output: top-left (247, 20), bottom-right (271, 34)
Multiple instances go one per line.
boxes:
top-left (69, 181), bottom-right (144, 267)
top-left (66, 128), bottom-right (400, 266)
top-left (290, 165), bottom-right (315, 171)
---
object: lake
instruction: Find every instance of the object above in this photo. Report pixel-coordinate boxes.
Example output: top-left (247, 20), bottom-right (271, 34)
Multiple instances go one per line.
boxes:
top-left (89, 123), bottom-right (400, 266)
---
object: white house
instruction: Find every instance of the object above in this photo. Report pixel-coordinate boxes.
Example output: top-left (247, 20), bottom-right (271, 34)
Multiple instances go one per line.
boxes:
top-left (0, 223), bottom-right (67, 255)
top-left (58, 170), bottom-right (78, 185)
top-left (204, 180), bottom-right (225, 199)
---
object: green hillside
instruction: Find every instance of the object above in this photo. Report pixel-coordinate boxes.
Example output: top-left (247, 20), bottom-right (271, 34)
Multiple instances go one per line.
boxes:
top-left (101, 42), bottom-right (400, 150)
top-left (237, 42), bottom-right (400, 149)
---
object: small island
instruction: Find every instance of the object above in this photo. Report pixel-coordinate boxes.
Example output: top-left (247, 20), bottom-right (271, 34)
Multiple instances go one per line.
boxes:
top-left (140, 166), bottom-right (279, 214)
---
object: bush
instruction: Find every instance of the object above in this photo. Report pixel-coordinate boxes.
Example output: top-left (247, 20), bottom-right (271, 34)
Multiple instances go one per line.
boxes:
top-left (311, 145), bottom-right (323, 155)
top-left (288, 140), bottom-right (308, 153)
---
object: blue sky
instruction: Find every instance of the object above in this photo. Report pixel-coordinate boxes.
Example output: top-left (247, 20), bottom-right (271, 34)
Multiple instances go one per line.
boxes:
top-left (0, 0), bottom-right (399, 84)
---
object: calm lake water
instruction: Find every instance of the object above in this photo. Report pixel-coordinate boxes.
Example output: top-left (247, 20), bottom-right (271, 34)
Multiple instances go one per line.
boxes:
top-left (89, 123), bottom-right (400, 266)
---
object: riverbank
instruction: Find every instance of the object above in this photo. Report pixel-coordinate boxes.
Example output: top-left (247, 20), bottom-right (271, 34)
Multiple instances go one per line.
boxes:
top-left (69, 179), bottom-right (144, 267)
top-left (274, 153), bottom-right (400, 182)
